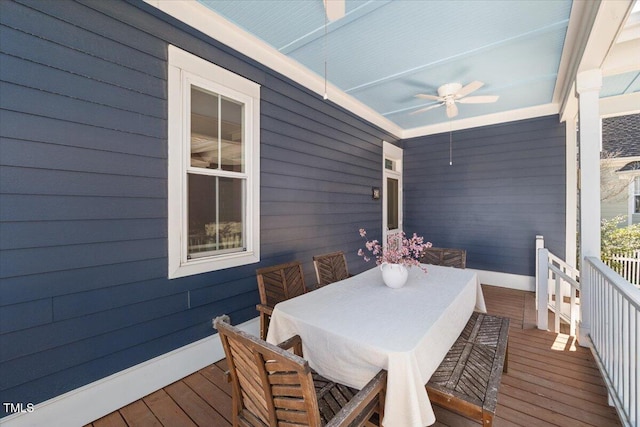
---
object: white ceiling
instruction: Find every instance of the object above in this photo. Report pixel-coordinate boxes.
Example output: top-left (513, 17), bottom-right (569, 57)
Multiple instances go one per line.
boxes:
top-left (152, 0), bottom-right (640, 137)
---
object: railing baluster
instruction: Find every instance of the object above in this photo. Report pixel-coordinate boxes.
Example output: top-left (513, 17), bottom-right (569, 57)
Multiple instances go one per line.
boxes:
top-left (536, 247), bottom-right (549, 331)
top-left (605, 252), bottom-right (640, 286)
top-left (623, 300), bottom-right (629, 417)
top-left (570, 285), bottom-right (577, 336)
top-left (534, 239), bottom-right (638, 426)
top-left (555, 273), bottom-right (562, 333)
top-left (583, 256), bottom-right (639, 427)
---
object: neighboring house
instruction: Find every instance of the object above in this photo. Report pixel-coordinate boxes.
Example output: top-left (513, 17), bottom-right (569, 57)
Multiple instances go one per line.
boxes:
top-left (601, 113), bottom-right (640, 225)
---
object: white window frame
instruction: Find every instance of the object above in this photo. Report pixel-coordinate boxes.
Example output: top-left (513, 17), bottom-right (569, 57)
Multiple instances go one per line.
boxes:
top-left (632, 176), bottom-right (640, 218)
top-left (167, 45), bottom-right (260, 279)
top-left (382, 141), bottom-right (403, 249)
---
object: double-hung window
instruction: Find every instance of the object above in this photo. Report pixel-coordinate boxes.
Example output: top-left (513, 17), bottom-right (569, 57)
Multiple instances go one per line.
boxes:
top-left (167, 46), bottom-right (260, 278)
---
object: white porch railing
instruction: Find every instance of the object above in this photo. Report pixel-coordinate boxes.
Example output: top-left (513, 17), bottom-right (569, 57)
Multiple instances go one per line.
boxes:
top-left (535, 236), bottom-right (580, 335)
top-left (583, 257), bottom-right (639, 427)
top-left (604, 251), bottom-right (640, 287)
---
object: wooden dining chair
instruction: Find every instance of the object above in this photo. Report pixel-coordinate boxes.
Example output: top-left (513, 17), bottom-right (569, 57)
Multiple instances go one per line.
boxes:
top-left (214, 316), bottom-right (387, 427)
top-left (313, 250), bottom-right (350, 288)
top-left (421, 247), bottom-right (467, 268)
top-left (255, 261), bottom-right (307, 340)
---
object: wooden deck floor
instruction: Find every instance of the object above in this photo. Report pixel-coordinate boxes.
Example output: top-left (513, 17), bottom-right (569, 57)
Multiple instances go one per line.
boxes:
top-left (87, 285), bottom-right (621, 427)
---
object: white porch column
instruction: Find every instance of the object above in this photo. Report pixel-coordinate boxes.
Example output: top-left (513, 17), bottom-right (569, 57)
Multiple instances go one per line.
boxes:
top-left (576, 68), bottom-right (602, 346)
top-left (565, 117), bottom-right (578, 268)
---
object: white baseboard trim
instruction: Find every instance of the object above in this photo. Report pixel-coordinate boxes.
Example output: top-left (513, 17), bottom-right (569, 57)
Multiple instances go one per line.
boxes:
top-left (469, 268), bottom-right (535, 292)
top-left (1, 317), bottom-right (259, 427)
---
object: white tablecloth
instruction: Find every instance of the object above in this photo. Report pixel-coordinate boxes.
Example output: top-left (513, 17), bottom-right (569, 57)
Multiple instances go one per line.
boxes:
top-left (266, 264), bottom-right (486, 427)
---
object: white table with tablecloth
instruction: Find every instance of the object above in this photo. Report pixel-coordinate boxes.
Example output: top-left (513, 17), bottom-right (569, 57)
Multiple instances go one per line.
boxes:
top-left (266, 264), bottom-right (486, 427)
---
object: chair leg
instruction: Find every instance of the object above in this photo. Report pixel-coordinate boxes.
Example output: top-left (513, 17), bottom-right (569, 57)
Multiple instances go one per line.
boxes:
top-left (259, 312), bottom-right (266, 340)
top-left (259, 312), bottom-right (271, 340)
top-left (503, 340), bottom-right (509, 373)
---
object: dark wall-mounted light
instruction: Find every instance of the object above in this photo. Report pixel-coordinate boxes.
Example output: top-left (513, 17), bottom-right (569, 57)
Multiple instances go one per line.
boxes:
top-left (371, 187), bottom-right (381, 200)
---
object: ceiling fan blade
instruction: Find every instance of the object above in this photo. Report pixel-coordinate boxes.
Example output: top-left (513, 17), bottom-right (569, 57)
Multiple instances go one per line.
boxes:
top-left (410, 103), bottom-right (443, 115)
top-left (457, 95), bottom-right (499, 104)
top-left (323, 0), bottom-right (345, 21)
top-left (415, 94), bottom-right (441, 101)
top-left (456, 80), bottom-right (484, 98)
top-left (446, 102), bottom-right (458, 118)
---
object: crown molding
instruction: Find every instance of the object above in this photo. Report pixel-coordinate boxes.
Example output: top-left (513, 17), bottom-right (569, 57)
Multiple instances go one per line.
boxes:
top-left (401, 103), bottom-right (559, 139)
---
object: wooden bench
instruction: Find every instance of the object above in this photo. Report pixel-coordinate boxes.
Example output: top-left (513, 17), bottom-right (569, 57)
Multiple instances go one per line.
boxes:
top-left (421, 247), bottom-right (467, 268)
top-left (426, 312), bottom-right (509, 426)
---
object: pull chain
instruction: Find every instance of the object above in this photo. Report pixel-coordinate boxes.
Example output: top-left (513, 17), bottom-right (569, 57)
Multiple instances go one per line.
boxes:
top-left (449, 120), bottom-right (453, 166)
top-left (323, 13), bottom-right (328, 100)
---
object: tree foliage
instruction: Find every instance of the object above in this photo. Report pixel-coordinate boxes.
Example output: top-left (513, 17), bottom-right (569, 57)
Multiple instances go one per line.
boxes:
top-left (601, 216), bottom-right (640, 260)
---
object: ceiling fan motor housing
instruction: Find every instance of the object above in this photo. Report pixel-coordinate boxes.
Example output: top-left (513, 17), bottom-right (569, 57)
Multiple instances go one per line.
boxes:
top-left (438, 82), bottom-right (463, 98)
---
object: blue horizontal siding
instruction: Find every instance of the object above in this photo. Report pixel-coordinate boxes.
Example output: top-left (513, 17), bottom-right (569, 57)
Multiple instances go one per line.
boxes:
top-left (0, 219), bottom-right (166, 250)
top-left (0, 0), bottom-right (393, 412)
top-left (0, 81), bottom-right (166, 138)
top-left (0, 138), bottom-right (166, 177)
top-left (1, 54), bottom-right (166, 119)
top-left (0, 299), bottom-right (52, 334)
top-left (0, 110), bottom-right (166, 158)
top-left (1, 166), bottom-right (165, 198)
top-left (0, 27), bottom-right (165, 98)
top-left (403, 115), bottom-right (566, 277)
top-left (1, 239), bottom-right (166, 278)
top-left (1, 0), bottom-right (166, 78)
top-left (0, 195), bottom-right (166, 222)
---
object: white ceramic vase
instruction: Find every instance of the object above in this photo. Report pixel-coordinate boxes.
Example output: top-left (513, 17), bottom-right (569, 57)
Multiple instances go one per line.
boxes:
top-left (379, 263), bottom-right (409, 288)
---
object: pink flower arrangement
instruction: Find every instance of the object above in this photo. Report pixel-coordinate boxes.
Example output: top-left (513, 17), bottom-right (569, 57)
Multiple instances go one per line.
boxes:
top-left (358, 228), bottom-right (432, 271)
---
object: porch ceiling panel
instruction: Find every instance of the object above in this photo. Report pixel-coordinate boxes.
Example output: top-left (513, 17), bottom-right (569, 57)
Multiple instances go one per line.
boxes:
top-left (602, 71), bottom-right (640, 98)
top-left (193, 0), bottom-right (639, 136)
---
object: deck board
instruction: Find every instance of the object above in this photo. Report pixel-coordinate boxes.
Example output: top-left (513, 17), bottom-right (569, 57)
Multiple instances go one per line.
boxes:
top-left (118, 400), bottom-right (162, 427)
top-left (87, 285), bottom-right (621, 427)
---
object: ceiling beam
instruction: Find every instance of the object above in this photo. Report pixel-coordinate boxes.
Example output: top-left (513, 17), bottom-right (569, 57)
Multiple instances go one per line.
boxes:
top-left (600, 92), bottom-right (640, 117)
top-left (603, 38), bottom-right (640, 76)
top-left (559, 0), bottom-right (635, 121)
top-left (555, 0), bottom-right (600, 116)
top-left (578, 0), bottom-right (636, 72)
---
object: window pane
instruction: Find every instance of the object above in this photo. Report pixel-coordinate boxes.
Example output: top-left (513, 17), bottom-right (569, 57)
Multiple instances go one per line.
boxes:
top-left (635, 178), bottom-right (639, 212)
top-left (221, 96), bottom-right (244, 172)
top-left (385, 158), bottom-right (394, 171)
top-left (218, 176), bottom-right (244, 250)
top-left (187, 174), bottom-right (244, 257)
top-left (387, 177), bottom-right (399, 230)
top-left (191, 87), bottom-right (219, 169)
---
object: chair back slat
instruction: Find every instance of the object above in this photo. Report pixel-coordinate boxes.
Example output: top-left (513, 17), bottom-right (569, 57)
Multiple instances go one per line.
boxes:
top-left (421, 247), bottom-right (467, 268)
top-left (283, 263), bottom-right (306, 298)
top-left (226, 340), bottom-right (270, 424)
top-left (215, 318), bottom-right (322, 427)
top-left (313, 251), bottom-right (349, 287)
top-left (256, 261), bottom-right (307, 308)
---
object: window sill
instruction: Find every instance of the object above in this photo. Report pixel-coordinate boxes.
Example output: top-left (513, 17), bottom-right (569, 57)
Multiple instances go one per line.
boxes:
top-left (168, 251), bottom-right (259, 279)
